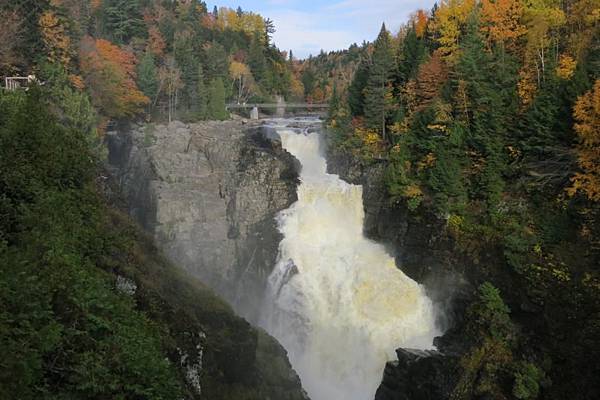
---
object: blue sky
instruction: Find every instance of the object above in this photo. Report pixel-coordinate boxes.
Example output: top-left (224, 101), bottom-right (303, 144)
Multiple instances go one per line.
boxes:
top-left (211, 0), bottom-right (437, 58)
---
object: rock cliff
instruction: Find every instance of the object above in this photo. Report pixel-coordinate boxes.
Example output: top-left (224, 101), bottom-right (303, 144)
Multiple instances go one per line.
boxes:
top-left (107, 120), bottom-right (298, 322)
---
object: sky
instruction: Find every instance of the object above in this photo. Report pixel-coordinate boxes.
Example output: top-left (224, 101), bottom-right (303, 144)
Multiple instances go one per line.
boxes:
top-left (211, 0), bottom-right (438, 59)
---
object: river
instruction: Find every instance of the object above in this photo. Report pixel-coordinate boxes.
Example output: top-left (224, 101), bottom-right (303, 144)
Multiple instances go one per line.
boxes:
top-left (260, 118), bottom-right (438, 400)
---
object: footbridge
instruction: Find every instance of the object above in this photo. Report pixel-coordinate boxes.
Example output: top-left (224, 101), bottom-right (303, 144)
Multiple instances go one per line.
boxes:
top-left (226, 102), bottom-right (329, 119)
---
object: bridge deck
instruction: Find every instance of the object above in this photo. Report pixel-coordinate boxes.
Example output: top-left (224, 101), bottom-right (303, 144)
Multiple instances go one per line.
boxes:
top-left (226, 103), bottom-right (329, 109)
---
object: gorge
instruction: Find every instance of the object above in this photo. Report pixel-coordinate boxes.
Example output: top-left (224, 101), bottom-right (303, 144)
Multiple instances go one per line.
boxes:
top-left (107, 116), bottom-right (444, 400)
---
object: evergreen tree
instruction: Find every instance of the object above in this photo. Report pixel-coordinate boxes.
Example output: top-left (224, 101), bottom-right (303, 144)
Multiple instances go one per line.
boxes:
top-left (137, 52), bottom-right (159, 106)
top-left (207, 78), bottom-right (229, 120)
top-left (455, 16), bottom-right (509, 207)
top-left (174, 33), bottom-right (200, 117)
top-left (196, 64), bottom-right (209, 119)
top-left (364, 23), bottom-right (396, 140)
top-left (348, 59), bottom-right (370, 116)
top-left (301, 69), bottom-right (316, 99)
top-left (248, 33), bottom-right (268, 89)
top-left (204, 41), bottom-right (229, 83)
top-left (397, 27), bottom-right (427, 85)
top-left (100, 0), bottom-right (146, 44)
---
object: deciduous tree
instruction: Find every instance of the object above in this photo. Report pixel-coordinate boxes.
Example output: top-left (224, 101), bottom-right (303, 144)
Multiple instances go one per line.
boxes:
top-left (569, 80), bottom-right (600, 201)
top-left (79, 37), bottom-right (148, 119)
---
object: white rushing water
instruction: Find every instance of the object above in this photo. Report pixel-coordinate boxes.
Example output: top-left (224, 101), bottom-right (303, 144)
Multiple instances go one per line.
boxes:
top-left (261, 119), bottom-right (438, 400)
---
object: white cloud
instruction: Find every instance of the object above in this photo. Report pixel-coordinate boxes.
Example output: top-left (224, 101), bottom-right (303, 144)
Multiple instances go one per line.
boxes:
top-left (258, 0), bottom-right (437, 58)
top-left (261, 9), bottom-right (364, 58)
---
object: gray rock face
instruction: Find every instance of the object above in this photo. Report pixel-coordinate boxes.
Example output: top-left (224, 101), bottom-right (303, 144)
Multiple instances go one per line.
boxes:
top-left (107, 120), bottom-right (299, 322)
top-left (375, 349), bottom-right (459, 400)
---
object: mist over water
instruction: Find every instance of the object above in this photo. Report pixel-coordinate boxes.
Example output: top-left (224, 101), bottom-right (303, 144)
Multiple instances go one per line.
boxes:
top-left (261, 119), bottom-right (438, 400)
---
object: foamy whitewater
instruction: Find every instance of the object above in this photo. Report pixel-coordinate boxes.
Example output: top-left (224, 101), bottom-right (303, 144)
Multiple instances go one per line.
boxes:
top-left (261, 119), bottom-right (438, 400)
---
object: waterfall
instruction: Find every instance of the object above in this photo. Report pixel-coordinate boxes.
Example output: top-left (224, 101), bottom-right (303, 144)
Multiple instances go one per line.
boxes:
top-left (261, 119), bottom-right (438, 400)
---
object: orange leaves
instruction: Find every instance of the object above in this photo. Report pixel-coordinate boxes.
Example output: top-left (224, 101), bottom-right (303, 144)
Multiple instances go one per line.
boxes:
top-left (414, 10), bottom-right (428, 38)
top-left (147, 26), bottom-right (166, 56)
top-left (79, 37), bottom-right (148, 119)
top-left (517, 67), bottom-right (537, 107)
top-left (568, 80), bottom-right (600, 201)
top-left (91, 0), bottom-right (102, 11)
top-left (39, 11), bottom-right (73, 67)
top-left (416, 51), bottom-right (448, 109)
top-left (480, 0), bottom-right (526, 47)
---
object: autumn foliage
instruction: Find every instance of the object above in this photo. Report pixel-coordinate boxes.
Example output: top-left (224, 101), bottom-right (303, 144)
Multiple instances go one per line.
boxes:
top-left (569, 80), bottom-right (600, 201)
top-left (79, 37), bottom-right (149, 119)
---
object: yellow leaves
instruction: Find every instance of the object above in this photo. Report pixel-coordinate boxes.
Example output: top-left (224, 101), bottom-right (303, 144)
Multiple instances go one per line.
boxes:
top-left (363, 131), bottom-right (382, 146)
top-left (229, 61), bottom-right (251, 80)
top-left (353, 126), bottom-right (385, 160)
top-left (404, 184), bottom-right (423, 199)
top-left (569, 80), bottom-right (600, 201)
top-left (517, 67), bottom-right (537, 107)
top-left (507, 145), bottom-right (522, 160)
top-left (556, 54), bottom-right (577, 80)
top-left (289, 75), bottom-right (305, 100)
top-left (390, 120), bottom-right (409, 137)
top-left (448, 214), bottom-right (464, 230)
top-left (432, 0), bottom-right (476, 60)
top-left (215, 7), bottom-right (265, 37)
top-left (417, 153), bottom-right (437, 171)
top-left (39, 11), bottom-right (72, 67)
top-left (480, 0), bottom-right (526, 47)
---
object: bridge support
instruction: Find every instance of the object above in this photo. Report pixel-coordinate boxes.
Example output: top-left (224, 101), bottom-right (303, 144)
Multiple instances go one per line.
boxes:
top-left (275, 95), bottom-right (285, 118)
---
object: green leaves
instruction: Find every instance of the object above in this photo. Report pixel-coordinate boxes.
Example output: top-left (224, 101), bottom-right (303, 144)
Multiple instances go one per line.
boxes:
top-left (0, 91), bottom-right (182, 399)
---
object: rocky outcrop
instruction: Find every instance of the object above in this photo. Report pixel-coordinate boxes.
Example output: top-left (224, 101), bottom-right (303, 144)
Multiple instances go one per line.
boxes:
top-left (107, 120), bottom-right (299, 323)
top-left (375, 349), bottom-right (459, 400)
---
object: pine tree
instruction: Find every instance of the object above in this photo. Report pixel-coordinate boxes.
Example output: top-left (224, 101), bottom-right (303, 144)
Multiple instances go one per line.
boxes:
top-left (207, 78), bottom-right (229, 120)
top-left (397, 27), bottom-right (428, 85)
top-left (348, 59), bottom-right (369, 116)
top-left (455, 16), bottom-right (508, 207)
top-left (174, 32), bottom-right (200, 118)
top-left (204, 41), bottom-right (229, 83)
top-left (137, 52), bottom-right (159, 107)
top-left (364, 23), bottom-right (396, 141)
top-left (100, 0), bottom-right (146, 44)
top-left (248, 33), bottom-right (268, 88)
top-left (196, 64), bottom-right (209, 120)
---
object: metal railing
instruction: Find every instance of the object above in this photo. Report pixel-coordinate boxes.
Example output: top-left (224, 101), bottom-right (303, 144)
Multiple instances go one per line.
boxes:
top-left (4, 77), bottom-right (29, 91)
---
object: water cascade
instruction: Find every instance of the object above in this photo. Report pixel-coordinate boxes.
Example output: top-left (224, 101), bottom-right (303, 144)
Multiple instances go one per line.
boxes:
top-left (261, 119), bottom-right (438, 400)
